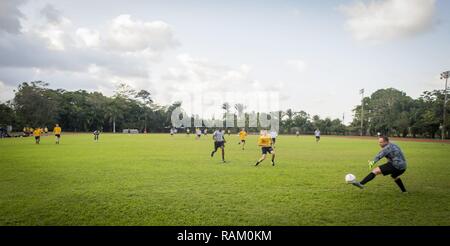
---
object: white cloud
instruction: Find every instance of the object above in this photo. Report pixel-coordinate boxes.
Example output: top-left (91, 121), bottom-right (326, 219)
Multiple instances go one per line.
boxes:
top-left (75, 28), bottom-right (100, 48)
top-left (0, 3), bottom-right (181, 95)
top-left (105, 15), bottom-right (179, 53)
top-left (19, 4), bottom-right (74, 51)
top-left (35, 17), bottom-right (73, 51)
top-left (339, 0), bottom-right (436, 43)
top-left (155, 53), bottom-right (284, 117)
top-left (286, 59), bottom-right (307, 72)
top-left (0, 80), bottom-right (15, 102)
top-left (170, 53), bottom-right (258, 92)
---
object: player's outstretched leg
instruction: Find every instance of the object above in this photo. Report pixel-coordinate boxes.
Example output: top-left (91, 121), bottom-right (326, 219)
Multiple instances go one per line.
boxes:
top-left (271, 153), bottom-right (275, 166)
top-left (221, 147), bottom-right (225, 163)
top-left (351, 180), bottom-right (365, 189)
top-left (352, 167), bottom-right (381, 189)
top-left (255, 154), bottom-right (266, 166)
top-left (211, 144), bottom-right (218, 158)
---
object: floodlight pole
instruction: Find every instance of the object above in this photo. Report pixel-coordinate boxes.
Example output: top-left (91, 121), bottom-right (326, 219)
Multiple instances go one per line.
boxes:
top-left (442, 71), bottom-right (449, 140)
top-left (360, 89), bottom-right (364, 136)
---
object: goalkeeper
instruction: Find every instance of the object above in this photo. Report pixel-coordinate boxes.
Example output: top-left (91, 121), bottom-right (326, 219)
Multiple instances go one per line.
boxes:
top-left (351, 136), bottom-right (407, 193)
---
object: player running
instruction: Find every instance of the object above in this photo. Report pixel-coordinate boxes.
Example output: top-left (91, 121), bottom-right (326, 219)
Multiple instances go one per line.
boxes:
top-left (351, 136), bottom-right (408, 193)
top-left (211, 128), bottom-right (226, 163)
top-left (186, 128), bottom-right (190, 136)
top-left (53, 124), bottom-right (62, 144)
top-left (33, 128), bottom-right (41, 144)
top-left (296, 130), bottom-right (300, 137)
top-left (196, 128), bottom-right (202, 139)
top-left (238, 128), bottom-right (248, 150)
top-left (93, 130), bottom-right (100, 142)
top-left (314, 129), bottom-right (321, 143)
top-left (255, 130), bottom-right (275, 167)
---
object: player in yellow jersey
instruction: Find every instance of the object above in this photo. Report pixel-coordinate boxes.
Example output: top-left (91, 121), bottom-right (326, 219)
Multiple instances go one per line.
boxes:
top-left (255, 130), bottom-right (275, 166)
top-left (238, 128), bottom-right (248, 150)
top-left (53, 124), bottom-right (62, 144)
top-left (33, 128), bottom-right (41, 144)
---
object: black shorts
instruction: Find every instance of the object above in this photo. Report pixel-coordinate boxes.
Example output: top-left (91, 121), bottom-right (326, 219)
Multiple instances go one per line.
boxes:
top-left (316, 136), bottom-right (320, 139)
top-left (35, 136), bottom-right (40, 140)
top-left (240, 139), bottom-right (246, 143)
top-left (55, 134), bottom-right (61, 138)
top-left (261, 147), bottom-right (274, 154)
top-left (379, 162), bottom-right (405, 178)
top-left (214, 141), bottom-right (225, 149)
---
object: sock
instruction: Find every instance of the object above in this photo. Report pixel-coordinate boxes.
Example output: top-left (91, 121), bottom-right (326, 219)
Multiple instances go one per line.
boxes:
top-left (394, 178), bottom-right (407, 192)
top-left (360, 172), bottom-right (376, 185)
top-left (211, 151), bottom-right (215, 157)
top-left (255, 161), bottom-right (260, 166)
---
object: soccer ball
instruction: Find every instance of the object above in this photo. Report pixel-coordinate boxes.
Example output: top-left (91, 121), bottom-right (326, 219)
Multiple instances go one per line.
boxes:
top-left (345, 174), bottom-right (356, 183)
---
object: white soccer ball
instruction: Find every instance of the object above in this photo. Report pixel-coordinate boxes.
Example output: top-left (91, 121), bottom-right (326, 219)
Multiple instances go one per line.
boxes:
top-left (345, 174), bottom-right (356, 183)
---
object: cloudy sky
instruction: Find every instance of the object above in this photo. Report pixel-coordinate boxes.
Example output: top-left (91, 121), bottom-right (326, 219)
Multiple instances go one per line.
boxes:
top-left (0, 0), bottom-right (449, 123)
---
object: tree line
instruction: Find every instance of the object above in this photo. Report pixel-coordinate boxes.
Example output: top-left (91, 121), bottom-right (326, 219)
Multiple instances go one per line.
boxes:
top-left (350, 88), bottom-right (449, 139)
top-left (0, 81), bottom-right (448, 138)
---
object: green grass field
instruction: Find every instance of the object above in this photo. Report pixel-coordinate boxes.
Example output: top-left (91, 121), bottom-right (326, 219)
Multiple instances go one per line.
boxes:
top-left (0, 134), bottom-right (449, 226)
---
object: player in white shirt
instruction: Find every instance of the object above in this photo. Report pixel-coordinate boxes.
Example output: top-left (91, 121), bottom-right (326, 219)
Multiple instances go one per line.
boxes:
top-left (211, 129), bottom-right (226, 163)
top-left (314, 129), bottom-right (321, 143)
top-left (269, 130), bottom-right (278, 147)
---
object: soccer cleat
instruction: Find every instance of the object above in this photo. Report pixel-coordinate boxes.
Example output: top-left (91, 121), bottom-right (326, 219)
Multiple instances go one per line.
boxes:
top-left (272, 161), bottom-right (275, 166)
top-left (211, 151), bottom-right (214, 157)
top-left (351, 181), bottom-right (365, 189)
